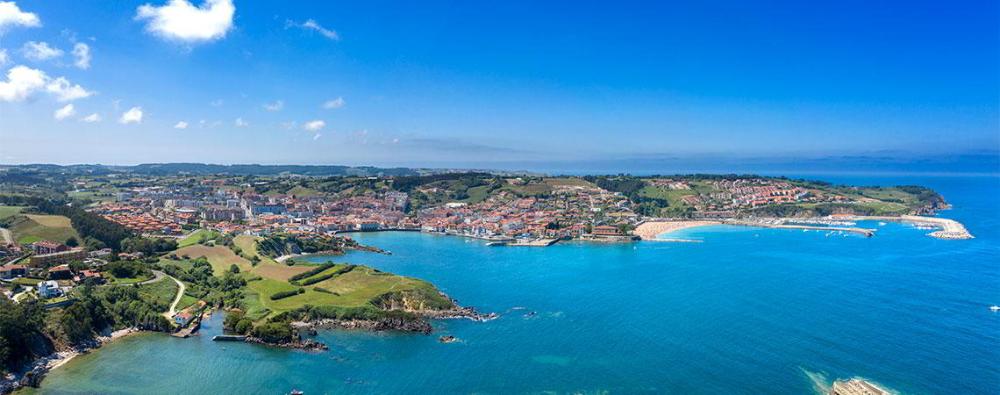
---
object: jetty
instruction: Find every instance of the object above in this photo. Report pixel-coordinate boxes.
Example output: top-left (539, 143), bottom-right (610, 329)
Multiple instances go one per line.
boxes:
top-left (855, 215), bottom-right (973, 239)
top-left (500, 238), bottom-right (560, 247)
top-left (212, 335), bottom-right (247, 342)
top-left (725, 220), bottom-right (876, 237)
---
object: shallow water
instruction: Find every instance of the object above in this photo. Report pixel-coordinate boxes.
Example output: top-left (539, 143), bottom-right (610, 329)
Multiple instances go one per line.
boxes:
top-left (36, 175), bottom-right (1000, 394)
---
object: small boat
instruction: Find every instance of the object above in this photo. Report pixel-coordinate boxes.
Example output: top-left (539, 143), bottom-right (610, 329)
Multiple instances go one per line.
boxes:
top-left (990, 305), bottom-right (1000, 312)
top-left (289, 390), bottom-right (304, 395)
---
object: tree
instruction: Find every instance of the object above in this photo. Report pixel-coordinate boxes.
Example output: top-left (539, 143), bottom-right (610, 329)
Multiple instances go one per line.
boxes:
top-left (66, 237), bottom-right (79, 247)
top-left (59, 304), bottom-right (94, 343)
top-left (229, 264), bottom-right (240, 274)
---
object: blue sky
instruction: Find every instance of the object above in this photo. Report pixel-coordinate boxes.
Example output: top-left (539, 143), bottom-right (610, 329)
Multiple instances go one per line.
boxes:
top-left (0, 0), bottom-right (997, 167)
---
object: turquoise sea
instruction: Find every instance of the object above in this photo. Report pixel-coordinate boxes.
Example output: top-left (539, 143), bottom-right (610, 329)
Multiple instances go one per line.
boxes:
top-left (34, 175), bottom-right (1000, 394)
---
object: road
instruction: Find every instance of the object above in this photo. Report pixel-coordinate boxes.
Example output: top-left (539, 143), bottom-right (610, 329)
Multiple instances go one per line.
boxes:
top-left (0, 227), bottom-right (12, 245)
top-left (163, 274), bottom-right (186, 318)
top-left (139, 270), bottom-right (167, 285)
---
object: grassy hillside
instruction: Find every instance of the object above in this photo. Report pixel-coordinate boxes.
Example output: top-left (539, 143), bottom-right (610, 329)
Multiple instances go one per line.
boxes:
top-left (0, 205), bottom-right (25, 220)
top-left (245, 263), bottom-right (454, 321)
top-left (137, 277), bottom-right (180, 313)
top-left (174, 244), bottom-right (253, 276)
top-left (5, 214), bottom-right (80, 244)
top-left (177, 229), bottom-right (221, 248)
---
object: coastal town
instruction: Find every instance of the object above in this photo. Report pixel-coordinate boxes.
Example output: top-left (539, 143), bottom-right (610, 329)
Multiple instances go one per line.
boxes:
top-left (56, 171), bottom-right (971, 244)
top-left (0, 165), bottom-right (974, 393)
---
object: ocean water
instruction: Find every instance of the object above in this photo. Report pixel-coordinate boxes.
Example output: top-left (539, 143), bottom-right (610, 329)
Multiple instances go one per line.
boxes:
top-left (34, 175), bottom-right (1000, 394)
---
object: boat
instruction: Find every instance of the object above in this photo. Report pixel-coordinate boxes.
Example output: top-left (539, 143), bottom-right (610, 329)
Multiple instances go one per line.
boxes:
top-left (990, 305), bottom-right (1000, 312)
top-left (288, 390), bottom-right (304, 395)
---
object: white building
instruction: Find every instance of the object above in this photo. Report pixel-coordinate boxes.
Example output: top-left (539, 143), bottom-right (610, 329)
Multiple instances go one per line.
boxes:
top-left (37, 280), bottom-right (62, 299)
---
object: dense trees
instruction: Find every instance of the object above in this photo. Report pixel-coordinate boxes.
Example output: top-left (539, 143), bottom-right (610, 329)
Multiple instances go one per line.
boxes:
top-left (390, 172), bottom-right (492, 192)
top-left (161, 258), bottom-right (245, 308)
top-left (122, 237), bottom-right (178, 255)
top-left (104, 260), bottom-right (151, 279)
top-left (0, 298), bottom-right (47, 370)
top-left (223, 311), bottom-right (253, 335)
top-left (250, 322), bottom-right (293, 343)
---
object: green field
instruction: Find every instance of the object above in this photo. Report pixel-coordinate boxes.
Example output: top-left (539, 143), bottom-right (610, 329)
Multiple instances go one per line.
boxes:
top-left (176, 294), bottom-right (198, 312)
top-left (6, 214), bottom-right (80, 245)
top-left (0, 205), bottom-right (25, 220)
top-left (137, 277), bottom-right (179, 312)
top-left (244, 265), bottom-right (452, 320)
top-left (107, 272), bottom-right (154, 285)
top-left (175, 244), bottom-right (253, 275)
top-left (177, 229), bottom-right (221, 248)
top-left (285, 185), bottom-right (321, 197)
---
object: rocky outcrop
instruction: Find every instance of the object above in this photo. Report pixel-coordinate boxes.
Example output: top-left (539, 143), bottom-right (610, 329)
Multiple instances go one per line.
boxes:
top-left (243, 336), bottom-right (328, 351)
top-left (303, 316), bottom-right (434, 334)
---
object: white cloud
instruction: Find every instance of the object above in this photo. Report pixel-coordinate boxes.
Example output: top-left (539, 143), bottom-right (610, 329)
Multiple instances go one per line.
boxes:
top-left (119, 106), bottom-right (143, 124)
top-left (174, 120), bottom-right (188, 129)
top-left (263, 100), bottom-right (283, 111)
top-left (81, 113), bottom-right (101, 122)
top-left (0, 1), bottom-right (40, 32)
top-left (0, 65), bottom-right (89, 102)
top-left (45, 76), bottom-right (94, 101)
top-left (295, 19), bottom-right (339, 41)
top-left (0, 65), bottom-right (45, 101)
top-left (72, 43), bottom-right (91, 69)
top-left (21, 41), bottom-right (62, 61)
top-left (135, 0), bottom-right (235, 42)
top-left (0, 49), bottom-right (8, 66)
top-left (53, 103), bottom-right (74, 120)
top-left (303, 120), bottom-right (325, 131)
top-left (209, 99), bottom-right (223, 106)
top-left (322, 97), bottom-right (345, 109)
top-left (234, 117), bottom-right (248, 127)
top-left (312, 133), bottom-right (322, 140)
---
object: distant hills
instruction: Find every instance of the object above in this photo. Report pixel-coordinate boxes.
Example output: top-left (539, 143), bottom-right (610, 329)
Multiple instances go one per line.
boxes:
top-left (0, 163), bottom-right (426, 177)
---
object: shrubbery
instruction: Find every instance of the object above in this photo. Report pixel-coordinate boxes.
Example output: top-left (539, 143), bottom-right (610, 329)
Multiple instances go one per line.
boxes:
top-left (269, 288), bottom-right (305, 300)
top-left (296, 265), bottom-right (356, 286)
top-left (287, 263), bottom-right (336, 282)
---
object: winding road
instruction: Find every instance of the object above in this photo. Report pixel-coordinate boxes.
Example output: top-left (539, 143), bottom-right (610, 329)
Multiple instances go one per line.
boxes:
top-left (163, 274), bottom-right (186, 318)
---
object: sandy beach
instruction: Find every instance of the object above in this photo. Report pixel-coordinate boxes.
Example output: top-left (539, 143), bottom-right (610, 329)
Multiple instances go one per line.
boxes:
top-left (46, 328), bottom-right (140, 371)
top-left (634, 220), bottom-right (720, 240)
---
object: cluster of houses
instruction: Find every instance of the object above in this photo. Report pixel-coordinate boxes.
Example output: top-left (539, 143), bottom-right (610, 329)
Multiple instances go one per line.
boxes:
top-left (80, 176), bottom-right (646, 243)
top-left (417, 185), bottom-right (637, 239)
top-left (1, 239), bottom-right (110, 303)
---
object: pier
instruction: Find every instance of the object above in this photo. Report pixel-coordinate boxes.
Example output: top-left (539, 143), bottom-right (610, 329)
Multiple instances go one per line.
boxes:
top-left (855, 215), bottom-right (973, 239)
top-left (503, 238), bottom-right (560, 247)
top-left (212, 335), bottom-right (247, 342)
top-left (725, 220), bottom-right (876, 237)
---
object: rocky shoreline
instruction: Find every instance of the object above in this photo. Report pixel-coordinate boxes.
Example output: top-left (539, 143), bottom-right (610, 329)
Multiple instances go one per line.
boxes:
top-left (243, 336), bottom-right (328, 351)
top-left (1, 328), bottom-right (141, 394)
top-left (294, 305), bottom-right (498, 337)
